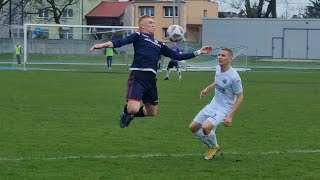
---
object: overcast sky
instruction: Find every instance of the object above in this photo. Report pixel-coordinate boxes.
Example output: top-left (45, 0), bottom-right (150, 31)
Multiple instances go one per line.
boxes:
top-left (214, 0), bottom-right (312, 18)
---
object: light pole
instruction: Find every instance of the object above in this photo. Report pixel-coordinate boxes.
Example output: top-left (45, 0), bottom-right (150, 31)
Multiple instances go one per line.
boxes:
top-left (81, 0), bottom-right (84, 39)
top-left (178, 0), bottom-right (181, 26)
top-left (9, 0), bottom-right (12, 38)
top-left (21, 0), bottom-right (24, 25)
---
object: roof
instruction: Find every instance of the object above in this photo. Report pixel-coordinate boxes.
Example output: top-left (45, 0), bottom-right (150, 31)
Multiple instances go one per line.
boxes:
top-left (86, 1), bottom-right (131, 17)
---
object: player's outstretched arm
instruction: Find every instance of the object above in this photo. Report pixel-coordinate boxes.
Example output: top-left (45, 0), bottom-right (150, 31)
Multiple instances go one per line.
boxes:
top-left (161, 45), bottom-right (213, 60)
top-left (89, 41), bottom-right (114, 52)
top-left (194, 46), bottom-right (213, 56)
top-left (200, 46), bottom-right (213, 54)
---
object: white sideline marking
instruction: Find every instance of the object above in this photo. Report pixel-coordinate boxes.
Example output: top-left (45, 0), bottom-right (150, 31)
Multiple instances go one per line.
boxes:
top-left (0, 149), bottom-right (319, 161)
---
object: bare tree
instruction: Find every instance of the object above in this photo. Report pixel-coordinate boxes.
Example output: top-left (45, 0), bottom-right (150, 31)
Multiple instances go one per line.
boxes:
top-left (219, 0), bottom-right (277, 18)
top-left (26, 0), bottom-right (80, 38)
top-left (263, 0), bottom-right (277, 18)
top-left (0, 0), bottom-right (32, 38)
top-left (0, 0), bottom-right (10, 11)
top-left (304, 0), bottom-right (320, 18)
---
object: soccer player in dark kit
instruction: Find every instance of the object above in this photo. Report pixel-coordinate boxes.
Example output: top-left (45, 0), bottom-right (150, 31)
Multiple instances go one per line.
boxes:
top-left (90, 15), bottom-right (213, 128)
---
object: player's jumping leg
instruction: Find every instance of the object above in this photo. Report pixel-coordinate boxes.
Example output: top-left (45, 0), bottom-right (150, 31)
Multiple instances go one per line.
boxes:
top-left (203, 120), bottom-right (219, 160)
top-left (189, 121), bottom-right (210, 146)
top-left (120, 100), bottom-right (139, 128)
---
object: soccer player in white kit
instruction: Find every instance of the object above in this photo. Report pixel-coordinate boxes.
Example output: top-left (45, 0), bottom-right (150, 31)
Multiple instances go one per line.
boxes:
top-left (189, 48), bottom-right (244, 160)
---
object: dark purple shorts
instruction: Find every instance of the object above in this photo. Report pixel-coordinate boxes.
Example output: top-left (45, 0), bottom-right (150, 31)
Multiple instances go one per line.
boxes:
top-left (167, 61), bottom-right (179, 69)
top-left (126, 71), bottom-right (158, 105)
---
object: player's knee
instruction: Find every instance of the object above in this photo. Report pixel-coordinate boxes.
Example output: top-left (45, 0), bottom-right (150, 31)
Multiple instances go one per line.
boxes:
top-left (189, 124), bottom-right (196, 133)
top-left (127, 106), bottom-right (140, 115)
top-left (202, 123), bottom-right (214, 135)
top-left (202, 126), bottom-right (211, 135)
top-left (189, 121), bottom-right (200, 133)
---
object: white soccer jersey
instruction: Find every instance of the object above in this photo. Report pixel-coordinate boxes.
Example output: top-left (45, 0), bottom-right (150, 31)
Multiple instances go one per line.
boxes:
top-left (209, 65), bottom-right (243, 114)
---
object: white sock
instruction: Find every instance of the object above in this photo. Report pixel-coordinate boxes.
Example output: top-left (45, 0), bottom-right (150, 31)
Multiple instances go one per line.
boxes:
top-left (166, 69), bottom-right (170, 78)
top-left (194, 129), bottom-right (210, 146)
top-left (177, 69), bottom-right (181, 78)
top-left (205, 130), bottom-right (218, 148)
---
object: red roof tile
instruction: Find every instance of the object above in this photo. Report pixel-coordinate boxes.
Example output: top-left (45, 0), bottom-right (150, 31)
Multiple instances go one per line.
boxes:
top-left (86, 1), bottom-right (131, 17)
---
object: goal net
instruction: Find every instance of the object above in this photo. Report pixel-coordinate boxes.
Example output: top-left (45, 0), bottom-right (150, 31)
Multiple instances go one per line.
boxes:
top-left (23, 23), bottom-right (138, 71)
top-left (160, 43), bottom-right (249, 72)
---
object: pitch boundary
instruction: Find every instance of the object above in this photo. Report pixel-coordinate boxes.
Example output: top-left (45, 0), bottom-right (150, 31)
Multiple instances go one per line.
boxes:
top-left (0, 149), bottom-right (319, 161)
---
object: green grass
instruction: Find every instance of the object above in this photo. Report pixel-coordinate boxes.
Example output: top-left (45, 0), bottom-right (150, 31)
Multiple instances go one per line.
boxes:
top-left (2, 46), bottom-right (320, 70)
top-left (2, 53), bottom-right (320, 71)
top-left (0, 68), bottom-right (320, 179)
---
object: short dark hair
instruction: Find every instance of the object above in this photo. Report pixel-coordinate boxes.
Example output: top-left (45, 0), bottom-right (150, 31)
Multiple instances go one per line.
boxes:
top-left (220, 48), bottom-right (233, 57)
top-left (138, 15), bottom-right (152, 24)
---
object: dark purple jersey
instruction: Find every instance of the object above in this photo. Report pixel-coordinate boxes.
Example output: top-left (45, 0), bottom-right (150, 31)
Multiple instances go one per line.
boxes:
top-left (170, 45), bottom-right (180, 63)
top-left (112, 32), bottom-right (195, 74)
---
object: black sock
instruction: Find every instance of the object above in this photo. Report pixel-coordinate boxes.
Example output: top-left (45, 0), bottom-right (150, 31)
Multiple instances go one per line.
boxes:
top-left (123, 105), bottom-right (129, 115)
top-left (134, 106), bottom-right (145, 117)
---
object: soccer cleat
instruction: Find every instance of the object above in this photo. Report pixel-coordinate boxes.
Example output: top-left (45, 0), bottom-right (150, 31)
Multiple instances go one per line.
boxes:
top-left (125, 115), bottom-right (134, 127)
top-left (164, 77), bottom-right (169, 80)
top-left (119, 112), bottom-right (134, 128)
top-left (119, 112), bottom-right (126, 128)
top-left (204, 147), bottom-right (219, 160)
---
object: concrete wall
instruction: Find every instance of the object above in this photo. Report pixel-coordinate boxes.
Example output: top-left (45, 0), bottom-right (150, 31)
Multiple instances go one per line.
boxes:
top-left (202, 18), bottom-right (320, 59)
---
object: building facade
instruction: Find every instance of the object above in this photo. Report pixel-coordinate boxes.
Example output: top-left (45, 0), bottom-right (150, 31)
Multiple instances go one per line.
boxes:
top-left (18, 0), bottom-right (218, 42)
top-left (132, 0), bottom-right (218, 42)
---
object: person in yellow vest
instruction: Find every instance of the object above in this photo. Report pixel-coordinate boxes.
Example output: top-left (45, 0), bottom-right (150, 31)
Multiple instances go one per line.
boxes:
top-left (15, 42), bottom-right (22, 64)
top-left (105, 47), bottom-right (118, 69)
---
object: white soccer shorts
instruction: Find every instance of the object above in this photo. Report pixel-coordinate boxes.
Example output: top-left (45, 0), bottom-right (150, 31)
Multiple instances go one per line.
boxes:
top-left (194, 105), bottom-right (228, 127)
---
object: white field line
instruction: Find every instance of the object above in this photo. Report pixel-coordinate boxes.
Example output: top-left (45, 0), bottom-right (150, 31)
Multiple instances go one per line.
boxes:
top-left (0, 149), bottom-right (319, 161)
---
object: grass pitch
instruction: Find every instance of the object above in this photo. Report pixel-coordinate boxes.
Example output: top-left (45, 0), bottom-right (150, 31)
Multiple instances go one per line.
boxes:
top-left (0, 68), bottom-right (319, 179)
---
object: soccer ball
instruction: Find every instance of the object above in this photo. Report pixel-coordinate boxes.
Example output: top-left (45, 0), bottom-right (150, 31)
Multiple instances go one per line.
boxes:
top-left (166, 25), bottom-right (185, 42)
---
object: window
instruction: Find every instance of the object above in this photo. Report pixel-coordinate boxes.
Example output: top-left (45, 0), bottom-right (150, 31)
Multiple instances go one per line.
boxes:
top-left (139, 7), bottom-right (154, 17)
top-left (38, 9), bottom-right (49, 18)
top-left (62, 9), bottom-right (73, 18)
top-left (162, 28), bottom-right (169, 39)
top-left (204, 10), bottom-right (207, 18)
top-left (163, 6), bottom-right (178, 17)
top-left (194, 31), bottom-right (199, 41)
top-left (61, 27), bottom-right (73, 39)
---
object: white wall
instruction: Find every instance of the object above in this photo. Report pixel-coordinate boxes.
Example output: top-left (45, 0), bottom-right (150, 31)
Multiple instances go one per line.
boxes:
top-left (203, 18), bottom-right (320, 59)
